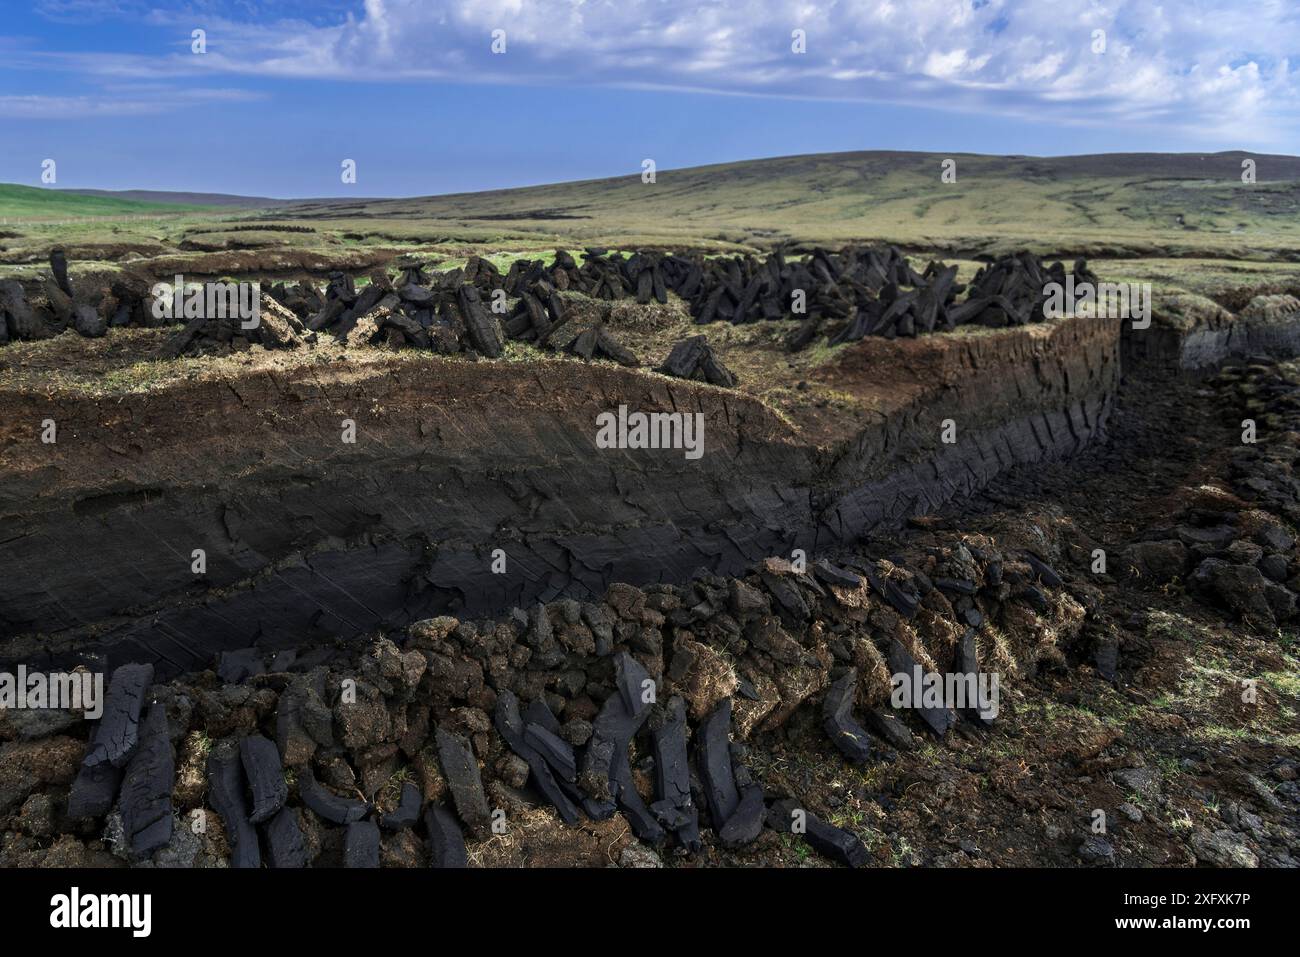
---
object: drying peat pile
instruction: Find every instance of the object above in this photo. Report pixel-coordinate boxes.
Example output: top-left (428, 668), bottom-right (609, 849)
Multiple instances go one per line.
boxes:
top-left (0, 250), bottom-right (106, 343)
top-left (0, 255), bottom-right (312, 357)
top-left (458, 245), bottom-right (1098, 351)
top-left (0, 245), bottom-right (1097, 363)
top-left (288, 264), bottom-right (503, 357)
top-left (0, 527), bottom-right (1088, 869)
top-left (0, 251), bottom-right (657, 369)
top-left (160, 296), bottom-right (311, 358)
top-left (275, 264), bottom-right (649, 366)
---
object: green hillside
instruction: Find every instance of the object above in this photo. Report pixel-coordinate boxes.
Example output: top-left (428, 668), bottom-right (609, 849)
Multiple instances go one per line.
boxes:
top-left (0, 184), bottom-right (207, 221)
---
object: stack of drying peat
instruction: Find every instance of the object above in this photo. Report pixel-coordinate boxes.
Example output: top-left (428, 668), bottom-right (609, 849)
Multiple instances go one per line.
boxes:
top-left (0, 251), bottom-right (308, 356)
top-left (499, 248), bottom-right (661, 301)
top-left (494, 262), bottom-right (640, 366)
top-left (0, 280), bottom-right (42, 345)
top-left (0, 245), bottom-right (1097, 361)
top-left (160, 294), bottom-right (310, 358)
top-left (5, 529), bottom-right (1098, 869)
top-left (657, 335), bottom-right (738, 386)
top-left (499, 277), bottom-right (568, 345)
top-left (0, 249), bottom-right (107, 343)
top-left (463, 245), bottom-right (1100, 352)
top-left (659, 246), bottom-right (1095, 349)
top-left (0, 252), bottom-right (225, 344)
top-left (265, 279), bottom-right (326, 318)
top-left (560, 322), bottom-right (640, 366)
top-left (288, 263), bottom-right (647, 367)
top-left (101, 274), bottom-right (168, 331)
top-left (295, 268), bottom-right (507, 358)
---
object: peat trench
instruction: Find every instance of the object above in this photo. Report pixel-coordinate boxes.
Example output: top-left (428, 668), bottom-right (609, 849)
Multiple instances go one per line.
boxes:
top-left (1, 312), bottom-right (1118, 674)
top-left (5, 348), bottom-right (1300, 868)
top-left (6, 250), bottom-right (1295, 681)
top-left (4, 255), bottom-right (1300, 867)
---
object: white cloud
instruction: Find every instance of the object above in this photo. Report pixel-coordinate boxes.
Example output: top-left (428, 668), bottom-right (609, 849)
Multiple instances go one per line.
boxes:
top-left (21, 0), bottom-right (1300, 141)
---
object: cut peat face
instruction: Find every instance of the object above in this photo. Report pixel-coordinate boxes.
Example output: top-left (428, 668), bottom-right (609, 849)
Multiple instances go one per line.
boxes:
top-left (0, 314), bottom-right (1119, 675)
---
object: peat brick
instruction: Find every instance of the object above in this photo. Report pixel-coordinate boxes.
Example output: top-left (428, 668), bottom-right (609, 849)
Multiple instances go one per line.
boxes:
top-left (380, 781), bottom-right (423, 830)
top-left (718, 782), bottom-right (765, 847)
top-left (434, 726), bottom-right (491, 837)
top-left (344, 820), bottom-right (381, 868)
top-left (494, 690), bottom-right (581, 824)
top-left (239, 734), bottom-right (287, 824)
top-left (649, 695), bottom-right (700, 850)
top-left (695, 699), bottom-right (740, 827)
top-left (85, 663), bottom-right (154, 769)
top-left (822, 668), bottom-right (871, 764)
top-left (299, 771), bottom-right (368, 825)
top-left (767, 798), bottom-right (870, 868)
top-left (117, 704), bottom-right (174, 859)
top-left (264, 806), bottom-right (308, 868)
top-left (424, 804), bottom-right (468, 868)
top-left (887, 639), bottom-right (955, 738)
top-left (206, 744), bottom-right (261, 868)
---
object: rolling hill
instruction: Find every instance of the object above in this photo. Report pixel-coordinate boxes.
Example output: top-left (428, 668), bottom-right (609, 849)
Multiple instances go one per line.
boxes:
top-left (59, 188), bottom-right (289, 208)
top-left (3, 151), bottom-right (1299, 271)
top-left (0, 184), bottom-right (217, 221)
top-left (270, 150), bottom-right (1300, 258)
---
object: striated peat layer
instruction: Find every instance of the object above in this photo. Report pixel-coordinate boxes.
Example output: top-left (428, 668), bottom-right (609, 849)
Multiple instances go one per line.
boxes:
top-left (2, 314), bottom-right (1118, 675)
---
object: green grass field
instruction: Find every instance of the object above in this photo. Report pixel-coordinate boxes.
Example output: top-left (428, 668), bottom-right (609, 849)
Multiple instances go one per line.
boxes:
top-left (0, 183), bottom-right (209, 221)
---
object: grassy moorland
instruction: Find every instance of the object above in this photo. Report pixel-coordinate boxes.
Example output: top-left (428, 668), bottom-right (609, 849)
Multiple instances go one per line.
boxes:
top-left (1, 151), bottom-right (1298, 297)
top-left (272, 150), bottom-right (1300, 259)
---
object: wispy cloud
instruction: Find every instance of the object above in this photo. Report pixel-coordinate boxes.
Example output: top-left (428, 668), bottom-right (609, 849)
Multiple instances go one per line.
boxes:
top-left (15, 1), bottom-right (1300, 142)
top-left (0, 86), bottom-right (265, 118)
top-left (33, 0), bottom-right (138, 23)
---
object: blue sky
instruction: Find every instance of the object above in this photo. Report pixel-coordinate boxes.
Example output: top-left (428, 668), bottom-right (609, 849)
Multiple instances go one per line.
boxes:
top-left (2, 0), bottom-right (1298, 197)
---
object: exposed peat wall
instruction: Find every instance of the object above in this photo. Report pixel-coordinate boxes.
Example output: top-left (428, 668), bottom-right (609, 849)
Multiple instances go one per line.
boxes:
top-left (1, 316), bottom-right (1119, 674)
